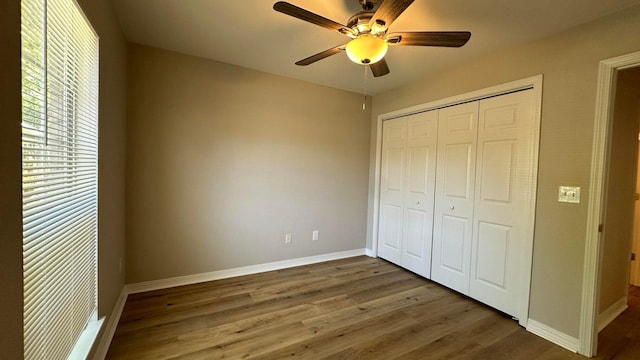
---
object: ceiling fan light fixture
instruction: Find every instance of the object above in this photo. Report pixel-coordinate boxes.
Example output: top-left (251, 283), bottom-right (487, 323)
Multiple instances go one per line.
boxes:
top-left (346, 34), bottom-right (388, 65)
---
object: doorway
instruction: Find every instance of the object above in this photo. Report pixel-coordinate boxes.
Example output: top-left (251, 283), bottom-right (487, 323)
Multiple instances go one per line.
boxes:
top-left (581, 51), bottom-right (640, 357)
top-left (631, 139), bottom-right (640, 287)
top-left (597, 65), bottom-right (640, 330)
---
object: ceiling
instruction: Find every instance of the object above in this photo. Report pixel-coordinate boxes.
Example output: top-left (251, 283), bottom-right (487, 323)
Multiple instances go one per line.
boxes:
top-left (112, 0), bottom-right (640, 95)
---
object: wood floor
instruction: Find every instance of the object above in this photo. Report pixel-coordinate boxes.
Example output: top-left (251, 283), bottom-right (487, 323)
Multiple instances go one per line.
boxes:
top-left (597, 285), bottom-right (640, 359)
top-left (106, 256), bottom-right (632, 359)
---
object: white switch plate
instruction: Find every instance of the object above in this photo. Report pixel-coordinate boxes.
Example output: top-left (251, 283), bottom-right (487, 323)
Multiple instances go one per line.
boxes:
top-left (558, 186), bottom-right (581, 203)
top-left (285, 233), bottom-right (292, 244)
top-left (312, 230), bottom-right (319, 241)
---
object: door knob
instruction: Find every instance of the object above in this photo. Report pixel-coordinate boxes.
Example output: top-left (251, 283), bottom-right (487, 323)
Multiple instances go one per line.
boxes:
top-left (449, 205), bottom-right (455, 210)
top-left (416, 200), bottom-right (420, 205)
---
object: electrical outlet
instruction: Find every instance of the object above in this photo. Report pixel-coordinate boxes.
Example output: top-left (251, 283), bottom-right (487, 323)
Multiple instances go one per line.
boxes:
top-left (285, 233), bottom-right (292, 244)
top-left (312, 230), bottom-right (319, 241)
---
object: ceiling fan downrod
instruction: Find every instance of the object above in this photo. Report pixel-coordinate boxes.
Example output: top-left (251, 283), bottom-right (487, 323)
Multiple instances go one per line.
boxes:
top-left (359, 0), bottom-right (375, 11)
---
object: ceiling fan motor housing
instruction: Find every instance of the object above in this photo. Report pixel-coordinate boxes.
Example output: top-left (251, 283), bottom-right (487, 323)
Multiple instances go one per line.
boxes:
top-left (348, 12), bottom-right (373, 33)
top-left (348, 12), bottom-right (389, 38)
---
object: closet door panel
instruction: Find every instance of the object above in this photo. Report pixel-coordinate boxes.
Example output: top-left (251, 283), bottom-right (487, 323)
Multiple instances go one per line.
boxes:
top-left (404, 209), bottom-right (427, 259)
top-left (479, 141), bottom-right (515, 203)
top-left (378, 119), bottom-right (406, 266)
top-left (475, 221), bottom-right (510, 288)
top-left (401, 111), bottom-right (438, 278)
top-left (431, 101), bottom-right (479, 294)
top-left (443, 143), bottom-right (473, 198)
top-left (440, 214), bottom-right (467, 273)
top-left (380, 204), bottom-right (402, 257)
top-left (470, 90), bottom-right (536, 317)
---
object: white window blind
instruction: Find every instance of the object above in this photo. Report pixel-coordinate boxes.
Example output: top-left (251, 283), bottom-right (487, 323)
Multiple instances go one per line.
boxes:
top-left (21, 0), bottom-right (99, 358)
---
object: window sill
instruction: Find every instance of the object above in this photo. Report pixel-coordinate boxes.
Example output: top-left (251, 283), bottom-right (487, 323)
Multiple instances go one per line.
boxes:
top-left (67, 317), bottom-right (104, 360)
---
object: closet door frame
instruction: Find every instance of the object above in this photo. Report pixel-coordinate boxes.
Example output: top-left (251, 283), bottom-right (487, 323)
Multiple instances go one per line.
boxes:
top-left (370, 75), bottom-right (543, 327)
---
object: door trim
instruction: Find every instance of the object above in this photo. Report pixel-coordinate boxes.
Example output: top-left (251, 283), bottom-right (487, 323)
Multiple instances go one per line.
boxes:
top-left (370, 75), bottom-right (543, 326)
top-left (580, 50), bottom-right (640, 357)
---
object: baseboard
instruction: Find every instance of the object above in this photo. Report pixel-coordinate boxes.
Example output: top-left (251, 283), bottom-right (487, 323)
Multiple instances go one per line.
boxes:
top-left (597, 296), bottom-right (628, 332)
top-left (365, 248), bottom-right (376, 257)
top-left (127, 248), bottom-right (367, 294)
top-left (92, 287), bottom-right (128, 360)
top-left (526, 319), bottom-right (580, 353)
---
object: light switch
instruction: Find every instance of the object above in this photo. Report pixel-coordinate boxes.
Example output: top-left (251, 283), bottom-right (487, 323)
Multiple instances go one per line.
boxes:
top-left (558, 186), bottom-right (581, 203)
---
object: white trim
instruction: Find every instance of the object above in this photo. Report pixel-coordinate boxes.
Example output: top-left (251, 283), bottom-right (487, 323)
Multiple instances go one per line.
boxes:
top-left (518, 76), bottom-right (543, 328)
top-left (597, 296), bottom-right (628, 332)
top-left (374, 77), bottom-right (540, 122)
top-left (127, 249), bottom-right (368, 294)
top-left (92, 287), bottom-right (129, 360)
top-left (527, 319), bottom-right (580, 353)
top-left (365, 248), bottom-right (376, 257)
top-left (370, 112), bottom-right (384, 259)
top-left (580, 50), bottom-right (640, 357)
top-left (369, 75), bottom-right (543, 326)
top-left (68, 314), bottom-right (103, 360)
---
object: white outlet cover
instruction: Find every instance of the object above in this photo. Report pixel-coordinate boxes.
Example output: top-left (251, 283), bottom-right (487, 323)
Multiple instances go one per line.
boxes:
top-left (558, 186), bottom-right (581, 203)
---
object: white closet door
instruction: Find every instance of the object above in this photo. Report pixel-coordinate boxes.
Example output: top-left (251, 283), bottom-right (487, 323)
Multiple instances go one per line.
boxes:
top-left (378, 118), bottom-right (407, 265)
top-left (431, 101), bottom-right (479, 295)
top-left (401, 111), bottom-right (438, 278)
top-left (469, 90), bottom-right (536, 317)
top-left (378, 111), bottom-right (438, 277)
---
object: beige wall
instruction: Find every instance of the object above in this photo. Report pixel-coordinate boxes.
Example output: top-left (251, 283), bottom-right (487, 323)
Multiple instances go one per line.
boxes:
top-left (599, 67), bottom-right (640, 313)
top-left (368, 6), bottom-right (640, 338)
top-left (126, 44), bottom-right (371, 283)
top-left (0, 1), bottom-right (24, 358)
top-left (0, 0), bottom-right (127, 357)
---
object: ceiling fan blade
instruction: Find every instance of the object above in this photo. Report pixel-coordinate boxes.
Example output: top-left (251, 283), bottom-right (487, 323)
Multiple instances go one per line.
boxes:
top-left (274, 2), bottom-right (354, 36)
top-left (370, 58), bottom-right (390, 77)
top-left (387, 31), bottom-right (471, 47)
top-left (295, 45), bottom-right (346, 66)
top-left (369, 0), bottom-right (414, 28)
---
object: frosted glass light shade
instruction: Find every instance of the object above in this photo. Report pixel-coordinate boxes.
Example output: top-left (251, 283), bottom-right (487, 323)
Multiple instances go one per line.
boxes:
top-left (345, 34), bottom-right (388, 65)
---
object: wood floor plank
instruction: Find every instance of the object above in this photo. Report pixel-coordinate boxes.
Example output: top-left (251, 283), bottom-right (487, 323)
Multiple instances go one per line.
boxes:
top-left (302, 286), bottom-right (439, 335)
top-left (394, 310), bottom-right (518, 360)
top-left (170, 321), bottom-right (311, 359)
top-left (116, 268), bottom-right (409, 339)
top-left (248, 310), bottom-right (418, 359)
top-left (106, 257), bottom-right (639, 359)
top-left (464, 329), bottom-right (556, 360)
top-left (344, 295), bottom-right (495, 359)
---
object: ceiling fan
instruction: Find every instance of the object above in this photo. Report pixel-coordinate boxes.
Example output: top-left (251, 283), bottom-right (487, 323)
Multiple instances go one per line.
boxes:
top-left (273, 0), bottom-right (471, 77)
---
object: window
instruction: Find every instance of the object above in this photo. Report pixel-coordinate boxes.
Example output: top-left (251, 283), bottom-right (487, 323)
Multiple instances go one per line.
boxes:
top-left (21, 0), bottom-right (100, 358)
